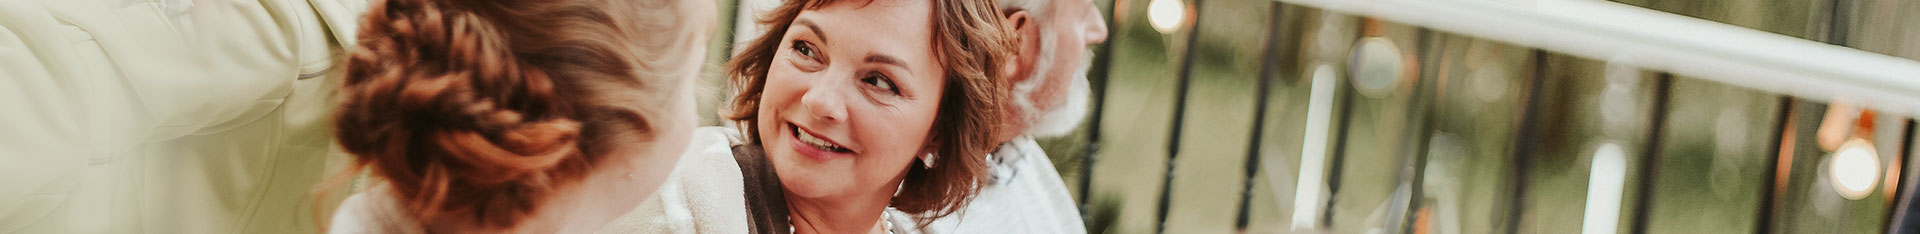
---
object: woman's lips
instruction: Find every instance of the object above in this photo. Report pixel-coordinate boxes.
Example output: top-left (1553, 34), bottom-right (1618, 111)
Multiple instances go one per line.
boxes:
top-left (787, 122), bottom-right (853, 161)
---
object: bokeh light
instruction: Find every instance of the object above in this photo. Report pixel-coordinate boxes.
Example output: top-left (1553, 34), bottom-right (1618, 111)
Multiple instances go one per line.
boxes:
top-left (1147, 0), bottom-right (1185, 33)
top-left (1830, 138), bottom-right (1880, 200)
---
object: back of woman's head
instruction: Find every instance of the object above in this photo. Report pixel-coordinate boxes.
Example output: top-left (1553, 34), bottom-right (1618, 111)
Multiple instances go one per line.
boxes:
top-left (331, 0), bottom-right (701, 229)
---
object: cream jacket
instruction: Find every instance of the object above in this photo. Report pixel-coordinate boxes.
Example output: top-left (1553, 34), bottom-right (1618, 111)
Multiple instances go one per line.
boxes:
top-left (595, 127), bottom-right (750, 234)
top-left (0, 0), bottom-right (366, 233)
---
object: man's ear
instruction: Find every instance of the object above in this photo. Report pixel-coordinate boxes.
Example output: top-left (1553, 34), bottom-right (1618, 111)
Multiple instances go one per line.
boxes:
top-left (1005, 10), bottom-right (1031, 32)
top-left (1005, 11), bottom-right (1038, 50)
top-left (1003, 11), bottom-right (1041, 84)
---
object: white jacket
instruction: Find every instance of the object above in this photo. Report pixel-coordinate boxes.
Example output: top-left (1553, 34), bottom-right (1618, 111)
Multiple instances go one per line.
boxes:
top-left (0, 0), bottom-right (366, 233)
top-left (925, 136), bottom-right (1088, 234)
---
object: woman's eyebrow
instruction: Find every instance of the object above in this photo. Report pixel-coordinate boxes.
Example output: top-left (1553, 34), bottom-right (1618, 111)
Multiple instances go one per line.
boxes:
top-left (796, 19), bottom-right (830, 45)
top-left (865, 53), bottom-right (910, 73)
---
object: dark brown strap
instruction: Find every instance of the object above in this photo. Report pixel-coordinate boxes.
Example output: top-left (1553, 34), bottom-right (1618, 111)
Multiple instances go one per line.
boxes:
top-left (734, 144), bottom-right (790, 234)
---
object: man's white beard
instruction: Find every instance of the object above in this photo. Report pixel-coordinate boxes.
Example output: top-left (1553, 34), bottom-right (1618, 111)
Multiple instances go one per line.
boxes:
top-left (1023, 53), bottom-right (1094, 137)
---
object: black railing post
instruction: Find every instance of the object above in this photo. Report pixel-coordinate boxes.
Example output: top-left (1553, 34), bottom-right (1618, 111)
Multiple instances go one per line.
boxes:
top-left (1627, 73), bottom-right (1675, 234)
top-left (1154, 0), bottom-right (1205, 232)
top-left (1233, 2), bottom-right (1286, 231)
top-left (1393, 29), bottom-right (1441, 234)
top-left (1076, 0), bottom-right (1123, 218)
top-left (1319, 18), bottom-right (1367, 228)
top-left (1502, 49), bottom-right (1548, 234)
top-left (1756, 97), bottom-right (1794, 234)
top-left (1884, 120), bottom-right (1918, 234)
top-left (1821, 0), bottom-right (1854, 47)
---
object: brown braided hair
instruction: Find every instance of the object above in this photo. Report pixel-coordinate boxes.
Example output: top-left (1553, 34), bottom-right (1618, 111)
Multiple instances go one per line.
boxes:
top-left (324, 0), bottom-right (698, 230)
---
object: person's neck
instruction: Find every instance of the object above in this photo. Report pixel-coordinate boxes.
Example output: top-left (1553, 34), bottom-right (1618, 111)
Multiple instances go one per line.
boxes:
top-left (996, 106), bottom-right (1032, 143)
top-left (784, 183), bottom-right (897, 234)
top-left (422, 160), bottom-right (652, 234)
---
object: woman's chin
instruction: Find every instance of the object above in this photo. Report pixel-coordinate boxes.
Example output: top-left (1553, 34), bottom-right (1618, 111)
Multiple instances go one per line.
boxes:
top-left (775, 174), bottom-right (852, 200)
top-left (767, 149), bottom-right (855, 198)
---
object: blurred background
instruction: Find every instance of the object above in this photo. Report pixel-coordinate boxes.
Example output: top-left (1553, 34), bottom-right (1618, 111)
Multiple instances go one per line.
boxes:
top-left (698, 0), bottom-right (1920, 233)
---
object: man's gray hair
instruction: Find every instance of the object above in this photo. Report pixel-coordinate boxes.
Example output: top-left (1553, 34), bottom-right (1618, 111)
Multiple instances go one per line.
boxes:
top-left (998, 0), bottom-right (1051, 20)
top-left (997, 0), bottom-right (1094, 137)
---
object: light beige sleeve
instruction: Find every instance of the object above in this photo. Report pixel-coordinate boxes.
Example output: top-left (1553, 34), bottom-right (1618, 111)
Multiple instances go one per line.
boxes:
top-left (0, 0), bottom-right (366, 233)
top-left (0, 2), bottom-right (92, 233)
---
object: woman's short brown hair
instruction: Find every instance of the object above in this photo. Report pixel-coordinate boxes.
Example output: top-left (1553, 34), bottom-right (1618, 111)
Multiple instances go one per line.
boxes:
top-left (329, 0), bottom-right (698, 230)
top-left (722, 0), bottom-right (1017, 224)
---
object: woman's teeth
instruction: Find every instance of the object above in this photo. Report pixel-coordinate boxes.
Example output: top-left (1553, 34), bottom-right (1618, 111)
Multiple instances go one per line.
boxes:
top-left (795, 127), bottom-right (848, 153)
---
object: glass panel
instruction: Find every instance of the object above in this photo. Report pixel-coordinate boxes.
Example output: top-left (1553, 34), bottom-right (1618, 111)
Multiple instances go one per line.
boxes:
top-left (1075, 0), bottom-right (1284, 232)
top-left (1845, 0), bottom-right (1920, 59)
top-left (1067, 0), bottom-right (1920, 233)
top-left (1411, 36), bottom-right (1528, 234)
top-left (1643, 78), bottom-right (1781, 234)
top-left (1081, 0), bottom-right (1185, 229)
top-left (1270, 8), bottom-right (1360, 233)
top-left (1240, 3), bottom-right (1325, 234)
top-left (1156, 0), bottom-right (1285, 232)
top-left (1514, 53), bottom-right (1659, 234)
top-left (1608, 0), bottom-right (1821, 40)
top-left (1769, 100), bottom-right (1909, 233)
top-left (1324, 18), bottom-right (1426, 234)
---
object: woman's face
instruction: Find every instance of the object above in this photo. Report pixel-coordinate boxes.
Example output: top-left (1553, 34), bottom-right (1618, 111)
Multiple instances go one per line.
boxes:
top-left (757, 0), bottom-right (945, 200)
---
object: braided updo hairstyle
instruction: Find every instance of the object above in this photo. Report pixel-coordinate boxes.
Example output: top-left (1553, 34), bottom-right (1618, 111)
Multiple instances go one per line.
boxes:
top-left (330, 0), bottom-right (698, 230)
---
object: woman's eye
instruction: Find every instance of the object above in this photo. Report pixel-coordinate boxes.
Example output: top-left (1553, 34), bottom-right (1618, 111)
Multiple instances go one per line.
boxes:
top-left (861, 72), bottom-right (899, 94)
top-left (790, 40), bottom-right (817, 58)
top-left (786, 40), bottom-right (825, 71)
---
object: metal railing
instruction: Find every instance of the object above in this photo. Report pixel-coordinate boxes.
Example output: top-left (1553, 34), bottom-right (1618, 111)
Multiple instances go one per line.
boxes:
top-left (714, 0), bottom-right (1920, 233)
top-left (1068, 0), bottom-right (1920, 233)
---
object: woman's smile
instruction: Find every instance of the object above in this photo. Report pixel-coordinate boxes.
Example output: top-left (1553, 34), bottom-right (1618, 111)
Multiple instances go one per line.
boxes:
top-left (787, 121), bottom-right (856, 161)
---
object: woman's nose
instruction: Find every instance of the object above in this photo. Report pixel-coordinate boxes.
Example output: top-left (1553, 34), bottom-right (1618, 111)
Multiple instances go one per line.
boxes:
top-left (799, 79), bottom-right (848, 122)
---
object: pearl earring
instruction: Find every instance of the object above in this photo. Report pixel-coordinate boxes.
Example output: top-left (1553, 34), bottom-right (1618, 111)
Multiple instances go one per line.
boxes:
top-left (921, 153), bottom-right (936, 168)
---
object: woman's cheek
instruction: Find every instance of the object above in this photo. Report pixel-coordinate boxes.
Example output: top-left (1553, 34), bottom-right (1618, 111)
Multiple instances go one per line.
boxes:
top-left (759, 70), bottom-right (803, 137)
top-left (860, 110), bottom-right (918, 164)
top-left (763, 68), bottom-right (794, 104)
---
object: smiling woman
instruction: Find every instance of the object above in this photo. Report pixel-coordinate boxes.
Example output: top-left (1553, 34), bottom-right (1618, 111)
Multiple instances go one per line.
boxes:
top-left (709, 0), bottom-right (1016, 233)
